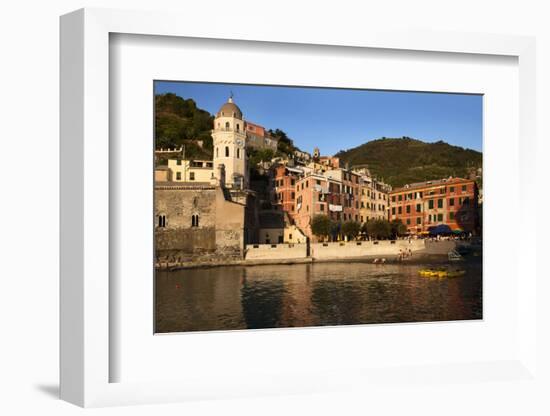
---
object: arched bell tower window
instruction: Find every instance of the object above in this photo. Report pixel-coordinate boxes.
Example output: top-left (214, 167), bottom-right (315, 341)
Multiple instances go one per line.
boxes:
top-left (191, 214), bottom-right (199, 227)
top-left (225, 121), bottom-right (230, 129)
top-left (225, 146), bottom-right (229, 157)
top-left (236, 123), bottom-right (240, 131)
top-left (158, 215), bottom-right (166, 228)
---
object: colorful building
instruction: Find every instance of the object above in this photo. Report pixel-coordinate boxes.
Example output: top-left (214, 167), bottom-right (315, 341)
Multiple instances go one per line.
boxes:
top-left (389, 177), bottom-right (479, 234)
top-left (272, 157), bottom-right (391, 241)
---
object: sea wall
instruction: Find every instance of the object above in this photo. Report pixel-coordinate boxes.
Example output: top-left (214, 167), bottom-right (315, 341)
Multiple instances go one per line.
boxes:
top-left (310, 239), bottom-right (425, 260)
top-left (244, 243), bottom-right (308, 260)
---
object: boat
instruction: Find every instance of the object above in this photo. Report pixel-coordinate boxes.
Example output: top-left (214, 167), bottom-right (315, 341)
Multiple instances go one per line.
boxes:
top-left (448, 249), bottom-right (463, 261)
top-left (418, 268), bottom-right (465, 278)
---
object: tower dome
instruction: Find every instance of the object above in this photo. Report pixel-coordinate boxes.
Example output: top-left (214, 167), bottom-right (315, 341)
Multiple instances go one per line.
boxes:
top-left (216, 96), bottom-right (243, 119)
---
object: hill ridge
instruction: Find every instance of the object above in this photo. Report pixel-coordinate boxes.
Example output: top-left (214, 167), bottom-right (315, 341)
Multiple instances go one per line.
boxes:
top-left (335, 136), bottom-right (482, 188)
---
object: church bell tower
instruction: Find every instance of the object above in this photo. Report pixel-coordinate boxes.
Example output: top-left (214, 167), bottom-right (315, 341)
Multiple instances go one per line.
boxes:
top-left (212, 96), bottom-right (247, 189)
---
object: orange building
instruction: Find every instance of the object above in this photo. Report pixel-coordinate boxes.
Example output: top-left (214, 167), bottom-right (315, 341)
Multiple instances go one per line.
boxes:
top-left (389, 177), bottom-right (479, 234)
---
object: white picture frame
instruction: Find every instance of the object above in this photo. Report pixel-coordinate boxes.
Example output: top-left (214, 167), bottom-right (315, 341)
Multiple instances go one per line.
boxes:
top-left (60, 7), bottom-right (538, 408)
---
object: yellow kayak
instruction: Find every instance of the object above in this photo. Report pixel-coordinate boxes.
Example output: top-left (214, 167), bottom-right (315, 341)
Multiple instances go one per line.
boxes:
top-left (419, 268), bottom-right (465, 278)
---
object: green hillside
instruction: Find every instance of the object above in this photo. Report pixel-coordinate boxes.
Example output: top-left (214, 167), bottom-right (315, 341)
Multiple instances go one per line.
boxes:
top-left (155, 93), bottom-right (214, 160)
top-left (335, 137), bottom-right (482, 188)
top-left (155, 93), bottom-right (302, 162)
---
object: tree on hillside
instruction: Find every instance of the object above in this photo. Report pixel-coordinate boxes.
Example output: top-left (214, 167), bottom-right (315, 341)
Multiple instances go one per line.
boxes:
top-left (248, 148), bottom-right (276, 168)
top-left (311, 215), bottom-right (332, 241)
top-left (155, 93), bottom-right (214, 151)
top-left (341, 221), bottom-right (361, 241)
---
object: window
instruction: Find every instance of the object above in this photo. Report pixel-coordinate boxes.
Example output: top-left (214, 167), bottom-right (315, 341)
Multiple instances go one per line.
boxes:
top-left (398, 207), bottom-right (402, 215)
top-left (306, 180), bottom-right (309, 188)
top-left (291, 205), bottom-right (295, 211)
top-left (191, 214), bottom-right (199, 227)
top-left (158, 215), bottom-right (166, 228)
top-left (437, 213), bottom-right (443, 222)
top-left (392, 207), bottom-right (396, 215)
top-left (416, 217), bottom-right (421, 225)
top-left (225, 122), bottom-right (230, 129)
top-left (440, 188), bottom-right (445, 194)
top-left (416, 203), bottom-right (421, 213)
top-left (291, 179), bottom-right (295, 186)
top-left (437, 199), bottom-right (443, 208)
top-left (392, 195), bottom-right (396, 202)
top-left (463, 197), bottom-right (470, 206)
top-left (225, 146), bottom-right (229, 157)
top-left (289, 234), bottom-right (293, 240)
top-left (176, 172), bottom-right (182, 180)
top-left (237, 148), bottom-right (240, 158)
top-left (406, 205), bottom-right (411, 214)
top-left (189, 172), bottom-right (195, 181)
top-left (291, 192), bottom-right (295, 199)
top-left (408, 193), bottom-right (413, 200)
top-left (176, 159), bottom-right (182, 166)
top-left (449, 212), bottom-right (455, 220)
top-left (406, 219), bottom-right (411, 225)
top-left (449, 198), bottom-right (455, 206)
top-left (216, 147), bottom-right (219, 158)
top-left (320, 204), bottom-right (324, 211)
top-left (236, 123), bottom-right (240, 131)
top-left (398, 195), bottom-right (402, 201)
top-left (428, 199), bottom-right (434, 209)
top-left (462, 185), bottom-right (467, 192)
top-left (450, 186), bottom-right (455, 193)
top-left (361, 216), bottom-right (364, 222)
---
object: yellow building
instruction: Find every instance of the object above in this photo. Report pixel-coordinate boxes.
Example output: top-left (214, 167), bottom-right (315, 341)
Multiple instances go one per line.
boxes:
top-left (166, 159), bottom-right (215, 183)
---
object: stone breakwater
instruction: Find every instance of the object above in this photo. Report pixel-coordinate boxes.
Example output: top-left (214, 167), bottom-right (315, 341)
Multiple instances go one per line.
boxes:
top-left (156, 240), bottom-right (459, 270)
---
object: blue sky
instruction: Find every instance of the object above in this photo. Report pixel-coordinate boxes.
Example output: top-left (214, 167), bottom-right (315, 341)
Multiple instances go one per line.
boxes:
top-left (155, 81), bottom-right (483, 155)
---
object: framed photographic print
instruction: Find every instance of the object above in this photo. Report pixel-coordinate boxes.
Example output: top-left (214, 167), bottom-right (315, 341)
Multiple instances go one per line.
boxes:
top-left (60, 7), bottom-right (539, 408)
top-left (152, 81), bottom-right (483, 334)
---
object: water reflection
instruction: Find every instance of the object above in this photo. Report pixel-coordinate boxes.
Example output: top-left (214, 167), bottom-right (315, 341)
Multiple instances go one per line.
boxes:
top-left (155, 261), bottom-right (482, 333)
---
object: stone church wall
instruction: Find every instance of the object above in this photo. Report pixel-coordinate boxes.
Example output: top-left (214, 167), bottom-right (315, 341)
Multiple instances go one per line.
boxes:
top-left (155, 185), bottom-right (246, 263)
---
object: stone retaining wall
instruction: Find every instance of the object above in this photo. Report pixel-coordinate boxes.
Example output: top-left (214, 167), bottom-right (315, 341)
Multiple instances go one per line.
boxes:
top-left (244, 243), bottom-right (308, 260)
top-left (310, 240), bottom-right (425, 260)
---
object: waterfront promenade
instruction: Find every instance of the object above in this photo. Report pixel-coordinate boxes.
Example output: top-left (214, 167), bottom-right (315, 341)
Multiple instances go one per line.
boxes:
top-left (156, 239), bottom-right (462, 270)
